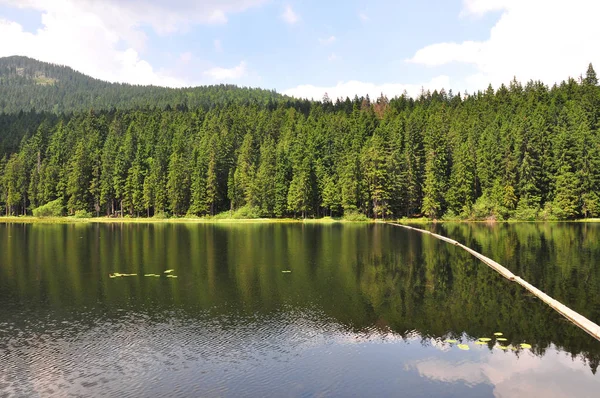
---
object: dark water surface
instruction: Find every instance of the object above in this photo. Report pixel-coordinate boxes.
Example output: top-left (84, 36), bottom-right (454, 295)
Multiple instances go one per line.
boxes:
top-left (0, 222), bottom-right (599, 397)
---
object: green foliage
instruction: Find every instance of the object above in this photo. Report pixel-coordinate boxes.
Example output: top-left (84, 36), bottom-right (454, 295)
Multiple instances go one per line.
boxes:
top-left (73, 209), bottom-right (92, 218)
top-left (32, 198), bottom-right (64, 217)
top-left (153, 211), bottom-right (169, 219)
top-left (1, 59), bottom-right (600, 220)
top-left (231, 205), bottom-right (262, 219)
top-left (212, 206), bottom-right (262, 219)
top-left (0, 56), bottom-right (287, 115)
top-left (513, 200), bottom-right (540, 221)
top-left (342, 211), bottom-right (369, 222)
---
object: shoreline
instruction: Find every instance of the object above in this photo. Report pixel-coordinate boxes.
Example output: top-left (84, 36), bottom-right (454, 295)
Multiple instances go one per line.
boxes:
top-left (1, 216), bottom-right (599, 224)
top-left (0, 216), bottom-right (363, 224)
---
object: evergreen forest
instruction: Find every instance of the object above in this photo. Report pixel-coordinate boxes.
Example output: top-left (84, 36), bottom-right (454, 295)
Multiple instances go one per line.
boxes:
top-left (1, 56), bottom-right (600, 220)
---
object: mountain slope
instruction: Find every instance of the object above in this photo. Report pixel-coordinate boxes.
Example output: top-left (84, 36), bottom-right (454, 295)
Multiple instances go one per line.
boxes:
top-left (0, 56), bottom-right (287, 113)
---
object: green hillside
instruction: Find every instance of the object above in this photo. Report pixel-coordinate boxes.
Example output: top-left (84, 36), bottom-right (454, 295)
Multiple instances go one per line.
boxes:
top-left (0, 56), bottom-right (287, 114)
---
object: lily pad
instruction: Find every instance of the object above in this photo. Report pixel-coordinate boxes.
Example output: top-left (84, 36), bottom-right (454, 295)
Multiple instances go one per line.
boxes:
top-left (114, 273), bottom-right (122, 277)
top-left (445, 339), bottom-right (457, 344)
top-left (496, 337), bottom-right (508, 341)
top-left (497, 345), bottom-right (509, 350)
top-left (164, 269), bottom-right (174, 274)
top-left (520, 343), bottom-right (532, 349)
top-left (167, 275), bottom-right (178, 278)
top-left (282, 270), bottom-right (292, 273)
top-left (109, 274), bottom-right (117, 278)
top-left (475, 341), bottom-right (488, 345)
top-left (457, 344), bottom-right (470, 351)
top-left (494, 332), bottom-right (503, 336)
top-left (478, 338), bottom-right (492, 342)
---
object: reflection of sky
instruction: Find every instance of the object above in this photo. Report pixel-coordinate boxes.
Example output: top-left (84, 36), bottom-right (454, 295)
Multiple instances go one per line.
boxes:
top-left (408, 342), bottom-right (599, 398)
top-left (5, 307), bottom-right (599, 397)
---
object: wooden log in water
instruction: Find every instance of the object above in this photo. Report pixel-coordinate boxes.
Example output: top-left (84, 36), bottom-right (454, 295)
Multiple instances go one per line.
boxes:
top-left (387, 222), bottom-right (600, 342)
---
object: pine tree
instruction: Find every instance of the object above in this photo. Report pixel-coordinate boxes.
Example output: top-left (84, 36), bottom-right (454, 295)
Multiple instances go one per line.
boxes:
top-left (361, 133), bottom-right (391, 219)
top-left (273, 142), bottom-right (291, 217)
top-left (205, 149), bottom-right (219, 216)
top-left (66, 139), bottom-right (92, 214)
top-left (287, 158), bottom-right (314, 219)
top-left (422, 106), bottom-right (449, 218)
top-left (403, 108), bottom-right (425, 216)
top-left (100, 118), bottom-right (121, 215)
top-left (255, 137), bottom-right (277, 216)
top-left (233, 132), bottom-right (257, 209)
top-left (2, 153), bottom-right (24, 215)
top-left (584, 63), bottom-right (598, 86)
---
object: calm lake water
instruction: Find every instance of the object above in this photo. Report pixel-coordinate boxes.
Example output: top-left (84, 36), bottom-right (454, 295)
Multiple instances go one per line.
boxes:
top-left (1, 222), bottom-right (599, 397)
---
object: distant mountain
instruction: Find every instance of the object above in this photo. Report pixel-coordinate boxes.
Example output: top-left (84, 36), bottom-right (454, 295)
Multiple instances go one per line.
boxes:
top-left (0, 56), bottom-right (287, 113)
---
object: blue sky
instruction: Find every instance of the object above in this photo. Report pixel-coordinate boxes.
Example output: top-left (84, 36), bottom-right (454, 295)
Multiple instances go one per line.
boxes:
top-left (0, 0), bottom-right (598, 99)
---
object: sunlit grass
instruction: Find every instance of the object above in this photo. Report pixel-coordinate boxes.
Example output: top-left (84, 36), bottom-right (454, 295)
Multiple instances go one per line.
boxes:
top-left (3, 215), bottom-right (600, 224)
top-left (0, 216), bottom-right (376, 224)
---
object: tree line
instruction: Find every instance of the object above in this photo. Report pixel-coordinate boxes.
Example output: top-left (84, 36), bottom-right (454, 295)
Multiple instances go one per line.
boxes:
top-left (1, 65), bottom-right (600, 220)
top-left (0, 56), bottom-right (289, 114)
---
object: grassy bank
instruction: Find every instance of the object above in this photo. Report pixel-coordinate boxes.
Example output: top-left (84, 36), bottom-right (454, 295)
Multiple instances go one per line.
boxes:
top-left (1, 216), bottom-right (599, 224)
top-left (0, 215), bottom-right (373, 224)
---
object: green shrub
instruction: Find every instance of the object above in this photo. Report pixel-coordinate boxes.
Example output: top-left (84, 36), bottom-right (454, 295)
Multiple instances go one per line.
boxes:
top-left (441, 209), bottom-right (460, 221)
top-left (538, 202), bottom-right (559, 221)
top-left (32, 199), bottom-right (64, 217)
top-left (512, 203), bottom-right (539, 221)
top-left (342, 210), bottom-right (369, 221)
top-left (73, 209), bottom-right (92, 218)
top-left (232, 205), bottom-right (262, 219)
top-left (153, 211), bottom-right (169, 219)
top-left (212, 211), bottom-right (233, 219)
top-left (211, 206), bottom-right (262, 219)
top-left (471, 195), bottom-right (510, 221)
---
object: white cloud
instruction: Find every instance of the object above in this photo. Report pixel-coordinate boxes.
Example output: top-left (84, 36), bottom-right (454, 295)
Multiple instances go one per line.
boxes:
top-left (204, 61), bottom-right (247, 81)
top-left (359, 12), bottom-right (370, 22)
top-left (207, 9), bottom-right (228, 24)
top-left (318, 36), bottom-right (336, 45)
top-left (2, 0), bottom-right (268, 33)
top-left (282, 4), bottom-right (299, 24)
top-left (408, 0), bottom-right (600, 92)
top-left (461, 0), bottom-right (512, 17)
top-left (214, 39), bottom-right (223, 52)
top-left (409, 41), bottom-right (483, 67)
top-left (0, 8), bottom-right (184, 86)
top-left (0, 0), bottom-right (265, 86)
top-left (283, 75), bottom-right (451, 100)
top-left (411, 346), bottom-right (599, 398)
top-left (328, 53), bottom-right (339, 62)
top-left (179, 51), bottom-right (193, 63)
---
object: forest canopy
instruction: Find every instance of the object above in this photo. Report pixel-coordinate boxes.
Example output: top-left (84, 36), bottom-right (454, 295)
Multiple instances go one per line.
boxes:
top-left (1, 57), bottom-right (600, 220)
top-left (0, 56), bottom-right (288, 114)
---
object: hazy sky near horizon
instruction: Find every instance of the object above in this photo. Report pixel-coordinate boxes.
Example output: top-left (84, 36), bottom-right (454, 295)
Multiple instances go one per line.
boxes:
top-left (0, 0), bottom-right (599, 99)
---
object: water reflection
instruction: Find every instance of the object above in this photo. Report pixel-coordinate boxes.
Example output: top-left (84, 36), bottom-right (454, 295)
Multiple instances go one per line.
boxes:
top-left (411, 343), bottom-right (599, 397)
top-left (0, 223), bottom-right (599, 397)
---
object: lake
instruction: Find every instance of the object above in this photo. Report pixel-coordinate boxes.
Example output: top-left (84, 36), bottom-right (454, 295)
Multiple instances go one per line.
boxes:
top-left (1, 222), bottom-right (599, 397)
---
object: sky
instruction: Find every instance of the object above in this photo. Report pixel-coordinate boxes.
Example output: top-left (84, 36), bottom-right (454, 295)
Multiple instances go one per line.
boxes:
top-left (0, 0), bottom-right (599, 100)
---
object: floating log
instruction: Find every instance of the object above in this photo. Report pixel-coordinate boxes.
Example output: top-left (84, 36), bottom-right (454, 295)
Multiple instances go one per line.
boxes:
top-left (387, 222), bottom-right (600, 342)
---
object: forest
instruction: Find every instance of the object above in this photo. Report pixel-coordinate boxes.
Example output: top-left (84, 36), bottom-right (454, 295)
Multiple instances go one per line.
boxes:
top-left (1, 58), bottom-right (600, 220)
top-left (0, 56), bottom-right (287, 114)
